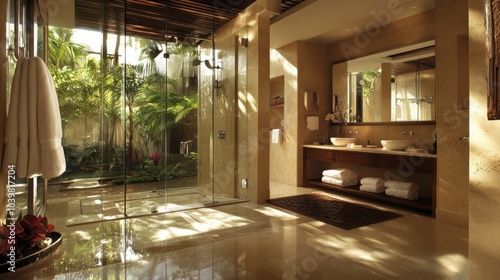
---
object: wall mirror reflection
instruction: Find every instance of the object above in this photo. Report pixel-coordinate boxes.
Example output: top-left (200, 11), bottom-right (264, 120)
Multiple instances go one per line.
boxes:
top-left (332, 41), bottom-right (436, 123)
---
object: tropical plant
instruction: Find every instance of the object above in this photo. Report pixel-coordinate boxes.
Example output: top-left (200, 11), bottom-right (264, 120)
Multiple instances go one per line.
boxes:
top-left (124, 63), bottom-right (151, 165)
top-left (47, 27), bottom-right (87, 70)
top-left (359, 68), bottom-right (381, 97)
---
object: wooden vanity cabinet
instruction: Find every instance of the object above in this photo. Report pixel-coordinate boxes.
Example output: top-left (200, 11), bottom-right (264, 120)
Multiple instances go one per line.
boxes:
top-left (303, 146), bottom-right (437, 217)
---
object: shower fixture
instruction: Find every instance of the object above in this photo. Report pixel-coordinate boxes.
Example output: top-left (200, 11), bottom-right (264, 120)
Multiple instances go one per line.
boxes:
top-left (192, 59), bottom-right (220, 69)
top-left (204, 60), bottom-right (220, 70)
top-left (192, 58), bottom-right (202, 66)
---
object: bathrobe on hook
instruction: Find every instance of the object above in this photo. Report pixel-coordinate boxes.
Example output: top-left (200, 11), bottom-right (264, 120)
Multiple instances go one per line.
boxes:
top-left (2, 57), bottom-right (66, 179)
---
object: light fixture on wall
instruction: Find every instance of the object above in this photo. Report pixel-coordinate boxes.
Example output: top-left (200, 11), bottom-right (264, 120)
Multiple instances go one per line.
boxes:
top-left (241, 37), bottom-right (248, 48)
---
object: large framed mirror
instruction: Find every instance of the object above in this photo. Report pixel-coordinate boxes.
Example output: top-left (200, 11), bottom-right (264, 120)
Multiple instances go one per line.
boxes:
top-left (332, 41), bottom-right (436, 124)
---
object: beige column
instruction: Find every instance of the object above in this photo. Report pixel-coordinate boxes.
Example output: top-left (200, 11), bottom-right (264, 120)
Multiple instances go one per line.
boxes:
top-left (380, 63), bottom-right (392, 121)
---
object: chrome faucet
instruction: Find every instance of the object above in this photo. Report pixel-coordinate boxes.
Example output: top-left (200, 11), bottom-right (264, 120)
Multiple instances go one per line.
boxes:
top-left (349, 130), bottom-right (359, 134)
top-left (401, 131), bottom-right (414, 136)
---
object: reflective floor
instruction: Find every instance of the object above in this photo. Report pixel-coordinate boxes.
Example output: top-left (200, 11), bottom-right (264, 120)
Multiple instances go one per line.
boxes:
top-left (8, 182), bottom-right (468, 280)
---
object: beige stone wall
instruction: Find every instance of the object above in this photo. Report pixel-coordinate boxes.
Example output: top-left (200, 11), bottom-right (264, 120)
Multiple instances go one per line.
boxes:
top-left (270, 43), bottom-right (298, 186)
top-left (296, 42), bottom-right (330, 185)
top-left (469, 0), bottom-right (500, 277)
top-left (269, 41), bottom-right (329, 186)
top-left (328, 9), bottom-right (435, 63)
top-left (197, 42), bottom-right (215, 194)
top-left (212, 0), bottom-right (281, 203)
top-left (198, 26), bottom-right (250, 199)
top-left (435, 0), bottom-right (469, 228)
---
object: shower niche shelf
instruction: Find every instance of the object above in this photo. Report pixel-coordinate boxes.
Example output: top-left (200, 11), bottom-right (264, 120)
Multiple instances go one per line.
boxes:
top-left (270, 75), bottom-right (285, 108)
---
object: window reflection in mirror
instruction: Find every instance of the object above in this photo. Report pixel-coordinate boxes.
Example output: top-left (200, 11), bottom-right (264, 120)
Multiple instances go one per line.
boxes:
top-left (344, 52), bottom-right (435, 123)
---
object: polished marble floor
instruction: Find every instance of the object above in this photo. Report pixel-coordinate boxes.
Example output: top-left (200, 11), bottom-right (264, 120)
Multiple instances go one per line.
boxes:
top-left (7, 182), bottom-right (468, 280)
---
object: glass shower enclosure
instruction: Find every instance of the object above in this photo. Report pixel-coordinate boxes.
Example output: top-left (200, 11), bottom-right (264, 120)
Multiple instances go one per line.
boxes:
top-left (4, 0), bottom-right (249, 224)
top-left (68, 6), bottom-right (249, 224)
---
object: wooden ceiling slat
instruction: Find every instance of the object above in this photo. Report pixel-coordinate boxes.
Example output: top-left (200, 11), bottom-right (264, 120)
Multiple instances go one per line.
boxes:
top-left (74, 0), bottom-right (306, 42)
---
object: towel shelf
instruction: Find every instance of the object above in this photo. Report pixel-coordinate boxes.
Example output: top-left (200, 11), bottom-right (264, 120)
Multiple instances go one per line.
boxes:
top-left (303, 146), bottom-right (437, 217)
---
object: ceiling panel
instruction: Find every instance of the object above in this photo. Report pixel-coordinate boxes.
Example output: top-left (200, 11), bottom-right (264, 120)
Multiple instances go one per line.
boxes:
top-left (74, 0), bottom-right (306, 42)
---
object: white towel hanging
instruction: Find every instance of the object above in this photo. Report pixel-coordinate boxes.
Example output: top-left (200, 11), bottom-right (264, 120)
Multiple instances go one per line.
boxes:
top-left (2, 57), bottom-right (66, 179)
top-left (271, 129), bottom-right (281, 144)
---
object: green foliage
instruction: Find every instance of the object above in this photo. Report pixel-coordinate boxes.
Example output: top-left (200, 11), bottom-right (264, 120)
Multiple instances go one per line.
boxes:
top-left (47, 27), bottom-right (87, 69)
top-left (134, 76), bottom-right (198, 148)
top-left (48, 27), bottom-right (200, 184)
top-left (62, 142), bottom-right (82, 172)
top-left (112, 161), bottom-right (186, 185)
top-left (359, 69), bottom-right (381, 97)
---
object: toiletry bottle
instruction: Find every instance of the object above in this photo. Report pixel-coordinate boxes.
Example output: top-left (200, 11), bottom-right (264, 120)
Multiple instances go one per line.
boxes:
top-left (432, 134), bottom-right (437, 151)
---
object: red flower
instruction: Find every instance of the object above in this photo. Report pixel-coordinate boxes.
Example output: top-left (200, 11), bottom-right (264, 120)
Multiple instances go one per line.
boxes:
top-left (152, 152), bottom-right (160, 165)
top-left (15, 215), bottom-right (55, 245)
top-left (0, 226), bottom-right (10, 255)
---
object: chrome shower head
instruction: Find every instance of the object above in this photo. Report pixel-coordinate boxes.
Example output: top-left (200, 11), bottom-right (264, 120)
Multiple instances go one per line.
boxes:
top-left (204, 60), bottom-right (213, 69)
top-left (204, 60), bottom-right (220, 69)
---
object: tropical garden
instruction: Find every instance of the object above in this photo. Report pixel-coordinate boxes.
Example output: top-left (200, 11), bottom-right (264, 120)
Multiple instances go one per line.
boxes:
top-left (47, 27), bottom-right (200, 185)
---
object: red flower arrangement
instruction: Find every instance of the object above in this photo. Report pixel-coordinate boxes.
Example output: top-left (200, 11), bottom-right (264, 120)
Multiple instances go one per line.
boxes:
top-left (0, 215), bottom-right (55, 258)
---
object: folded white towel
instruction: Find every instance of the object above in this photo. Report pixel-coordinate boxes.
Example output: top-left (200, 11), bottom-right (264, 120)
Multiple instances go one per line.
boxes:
top-left (360, 177), bottom-right (386, 188)
top-left (321, 176), bottom-right (358, 187)
top-left (359, 184), bottom-right (386, 193)
top-left (322, 168), bottom-right (357, 181)
top-left (384, 180), bottom-right (419, 191)
top-left (347, 143), bottom-right (363, 149)
top-left (405, 146), bottom-right (425, 153)
top-left (385, 188), bottom-right (419, 200)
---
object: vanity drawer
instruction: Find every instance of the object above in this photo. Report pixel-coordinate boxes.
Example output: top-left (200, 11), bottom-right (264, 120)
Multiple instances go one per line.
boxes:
top-left (305, 149), bottom-right (333, 161)
top-left (375, 154), bottom-right (435, 174)
top-left (335, 151), bottom-right (374, 165)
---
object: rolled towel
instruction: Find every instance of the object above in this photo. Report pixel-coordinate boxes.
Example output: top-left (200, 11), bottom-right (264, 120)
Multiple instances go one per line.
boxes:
top-left (360, 177), bottom-right (386, 188)
top-left (385, 188), bottom-right (419, 200)
top-left (322, 168), bottom-right (357, 181)
top-left (359, 184), bottom-right (386, 193)
top-left (321, 176), bottom-right (358, 187)
top-left (384, 180), bottom-right (419, 191)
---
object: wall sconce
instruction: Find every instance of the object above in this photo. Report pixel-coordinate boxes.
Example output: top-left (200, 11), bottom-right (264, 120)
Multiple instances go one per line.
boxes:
top-left (241, 38), bottom-right (249, 48)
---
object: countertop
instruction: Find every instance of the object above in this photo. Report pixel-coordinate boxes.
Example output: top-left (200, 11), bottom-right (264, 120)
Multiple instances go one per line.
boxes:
top-left (303, 144), bottom-right (438, 159)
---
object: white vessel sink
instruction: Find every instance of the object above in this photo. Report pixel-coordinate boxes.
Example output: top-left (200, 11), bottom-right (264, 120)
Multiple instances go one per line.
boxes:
top-left (331, 137), bottom-right (356, 146)
top-left (381, 140), bottom-right (414, 151)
